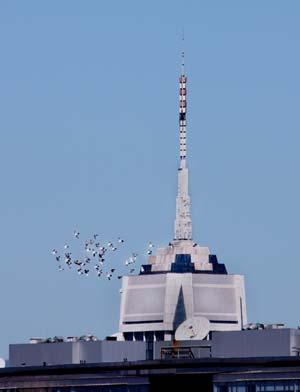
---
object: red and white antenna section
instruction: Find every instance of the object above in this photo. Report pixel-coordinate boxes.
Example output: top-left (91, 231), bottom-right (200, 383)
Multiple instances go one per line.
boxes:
top-left (174, 49), bottom-right (193, 241)
top-left (179, 51), bottom-right (187, 164)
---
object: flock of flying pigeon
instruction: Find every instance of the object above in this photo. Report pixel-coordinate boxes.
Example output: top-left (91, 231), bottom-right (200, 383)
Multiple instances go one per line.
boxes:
top-left (51, 230), bottom-right (155, 284)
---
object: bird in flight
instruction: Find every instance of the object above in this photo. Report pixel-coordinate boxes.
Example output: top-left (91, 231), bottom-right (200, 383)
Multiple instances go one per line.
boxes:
top-left (73, 230), bottom-right (80, 239)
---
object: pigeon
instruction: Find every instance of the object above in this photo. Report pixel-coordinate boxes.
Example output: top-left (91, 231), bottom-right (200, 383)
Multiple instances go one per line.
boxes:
top-left (56, 256), bottom-right (61, 262)
top-left (93, 234), bottom-right (99, 240)
top-left (92, 250), bottom-right (98, 257)
top-left (111, 268), bottom-right (116, 273)
top-left (52, 249), bottom-right (58, 256)
top-left (118, 237), bottom-right (124, 243)
top-left (147, 250), bottom-right (152, 255)
top-left (64, 243), bottom-right (69, 249)
top-left (117, 275), bottom-right (122, 279)
top-left (64, 250), bottom-right (71, 259)
top-left (84, 269), bottom-right (89, 275)
top-left (128, 256), bottom-right (135, 264)
top-left (99, 247), bottom-right (107, 254)
top-left (148, 242), bottom-right (154, 248)
top-left (112, 246), bottom-right (117, 252)
top-left (73, 230), bottom-right (80, 239)
top-left (192, 243), bottom-right (197, 247)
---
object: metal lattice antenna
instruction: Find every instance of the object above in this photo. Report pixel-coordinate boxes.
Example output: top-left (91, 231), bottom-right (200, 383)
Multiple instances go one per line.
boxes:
top-left (174, 35), bottom-right (193, 240)
top-left (179, 34), bottom-right (187, 164)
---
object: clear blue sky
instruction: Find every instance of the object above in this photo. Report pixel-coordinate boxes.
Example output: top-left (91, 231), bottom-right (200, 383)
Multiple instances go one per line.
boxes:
top-left (0, 1), bottom-right (300, 358)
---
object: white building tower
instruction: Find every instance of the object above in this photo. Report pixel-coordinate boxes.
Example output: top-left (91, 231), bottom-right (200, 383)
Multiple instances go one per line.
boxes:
top-left (118, 52), bottom-right (247, 342)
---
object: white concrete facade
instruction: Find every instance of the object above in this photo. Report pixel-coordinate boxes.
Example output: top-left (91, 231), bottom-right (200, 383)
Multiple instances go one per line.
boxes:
top-left (149, 240), bottom-right (213, 272)
top-left (174, 164), bottom-right (193, 241)
top-left (119, 270), bottom-right (247, 338)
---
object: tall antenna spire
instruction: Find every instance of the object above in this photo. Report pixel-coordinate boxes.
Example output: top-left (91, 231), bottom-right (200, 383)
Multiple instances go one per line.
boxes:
top-left (174, 37), bottom-right (193, 240)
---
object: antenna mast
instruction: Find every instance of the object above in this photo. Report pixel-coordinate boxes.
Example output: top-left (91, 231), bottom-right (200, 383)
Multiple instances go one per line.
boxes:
top-left (179, 37), bottom-right (187, 166)
top-left (174, 36), bottom-right (193, 240)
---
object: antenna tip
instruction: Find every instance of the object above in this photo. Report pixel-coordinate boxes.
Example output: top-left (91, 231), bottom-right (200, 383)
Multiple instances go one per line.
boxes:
top-left (180, 29), bottom-right (185, 74)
